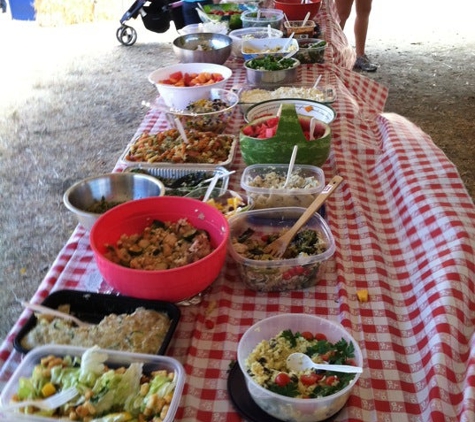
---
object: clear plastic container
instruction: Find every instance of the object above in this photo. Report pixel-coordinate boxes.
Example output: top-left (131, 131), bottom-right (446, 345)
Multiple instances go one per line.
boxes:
top-left (241, 8), bottom-right (284, 29)
top-left (241, 37), bottom-right (299, 60)
top-left (237, 313), bottom-right (363, 421)
top-left (241, 163), bottom-right (325, 209)
top-left (0, 345), bottom-right (186, 422)
top-left (295, 38), bottom-right (327, 64)
top-left (227, 207), bottom-right (335, 291)
top-left (283, 19), bottom-right (316, 38)
top-left (229, 27), bottom-right (283, 57)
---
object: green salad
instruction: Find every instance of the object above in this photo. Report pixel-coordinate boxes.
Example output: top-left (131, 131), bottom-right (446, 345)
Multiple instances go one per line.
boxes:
top-left (9, 347), bottom-right (178, 421)
top-left (246, 56), bottom-right (297, 71)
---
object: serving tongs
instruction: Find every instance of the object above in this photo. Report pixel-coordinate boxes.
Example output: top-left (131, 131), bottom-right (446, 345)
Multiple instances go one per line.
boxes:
top-left (22, 301), bottom-right (93, 328)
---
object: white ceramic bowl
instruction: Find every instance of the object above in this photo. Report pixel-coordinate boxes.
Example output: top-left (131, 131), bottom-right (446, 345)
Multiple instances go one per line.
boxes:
top-left (229, 27), bottom-right (283, 58)
top-left (245, 98), bottom-right (336, 123)
top-left (237, 314), bottom-right (363, 422)
top-left (148, 63), bottom-right (232, 110)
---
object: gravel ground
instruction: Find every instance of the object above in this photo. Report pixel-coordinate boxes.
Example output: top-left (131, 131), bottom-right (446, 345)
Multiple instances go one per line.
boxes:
top-left (0, 0), bottom-right (474, 342)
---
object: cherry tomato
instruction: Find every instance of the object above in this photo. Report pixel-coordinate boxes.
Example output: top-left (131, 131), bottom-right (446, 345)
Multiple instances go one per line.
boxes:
top-left (314, 332), bottom-right (327, 341)
top-left (274, 372), bottom-right (291, 387)
top-left (301, 331), bottom-right (314, 341)
top-left (300, 373), bottom-right (320, 386)
top-left (325, 375), bottom-right (338, 386)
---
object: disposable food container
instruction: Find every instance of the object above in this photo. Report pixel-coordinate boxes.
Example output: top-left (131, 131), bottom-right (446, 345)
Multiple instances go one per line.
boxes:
top-left (13, 290), bottom-right (181, 355)
top-left (0, 345), bottom-right (186, 422)
top-left (237, 313), bottom-right (363, 421)
top-left (241, 8), bottom-right (284, 29)
top-left (120, 130), bottom-right (237, 168)
top-left (229, 26), bottom-right (283, 57)
top-left (283, 19), bottom-right (316, 38)
top-left (197, 2), bottom-right (258, 30)
top-left (227, 207), bottom-right (335, 291)
top-left (294, 38), bottom-right (327, 64)
top-left (240, 163), bottom-right (325, 209)
top-left (241, 37), bottom-right (299, 60)
top-left (164, 88), bottom-right (239, 133)
top-left (124, 165), bottom-right (230, 197)
top-left (238, 84), bottom-right (337, 115)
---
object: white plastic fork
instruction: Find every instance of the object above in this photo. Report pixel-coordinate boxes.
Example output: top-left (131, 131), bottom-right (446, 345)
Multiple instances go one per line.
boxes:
top-left (1, 386), bottom-right (79, 411)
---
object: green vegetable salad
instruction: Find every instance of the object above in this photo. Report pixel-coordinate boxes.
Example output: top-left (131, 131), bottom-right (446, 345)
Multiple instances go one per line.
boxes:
top-left (9, 347), bottom-right (178, 421)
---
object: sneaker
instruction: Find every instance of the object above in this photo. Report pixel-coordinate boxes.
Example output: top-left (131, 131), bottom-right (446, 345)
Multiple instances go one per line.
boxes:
top-left (354, 55), bottom-right (378, 72)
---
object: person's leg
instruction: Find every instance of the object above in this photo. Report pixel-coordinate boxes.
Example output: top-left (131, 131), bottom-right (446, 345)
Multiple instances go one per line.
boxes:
top-left (353, 0), bottom-right (377, 71)
top-left (353, 0), bottom-right (372, 57)
top-left (334, 0), bottom-right (354, 30)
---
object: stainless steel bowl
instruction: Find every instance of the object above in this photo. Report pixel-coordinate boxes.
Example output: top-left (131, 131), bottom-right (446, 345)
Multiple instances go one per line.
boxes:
top-left (172, 33), bottom-right (233, 65)
top-left (244, 58), bottom-right (300, 88)
top-left (63, 173), bottom-right (165, 231)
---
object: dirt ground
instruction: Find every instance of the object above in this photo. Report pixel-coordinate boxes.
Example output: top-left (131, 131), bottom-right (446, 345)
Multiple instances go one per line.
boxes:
top-left (0, 0), bottom-right (474, 341)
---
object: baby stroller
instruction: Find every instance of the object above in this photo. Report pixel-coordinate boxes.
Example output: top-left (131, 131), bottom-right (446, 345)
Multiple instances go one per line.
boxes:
top-left (116, 0), bottom-right (185, 46)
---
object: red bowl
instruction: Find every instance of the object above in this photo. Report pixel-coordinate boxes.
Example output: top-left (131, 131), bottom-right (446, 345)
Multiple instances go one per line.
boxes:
top-left (90, 196), bottom-right (229, 302)
top-left (273, 0), bottom-right (321, 21)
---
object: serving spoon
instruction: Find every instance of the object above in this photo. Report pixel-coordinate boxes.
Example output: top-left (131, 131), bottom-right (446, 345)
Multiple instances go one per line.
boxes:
top-left (264, 175), bottom-right (343, 258)
top-left (286, 353), bottom-right (363, 374)
top-left (22, 301), bottom-right (93, 328)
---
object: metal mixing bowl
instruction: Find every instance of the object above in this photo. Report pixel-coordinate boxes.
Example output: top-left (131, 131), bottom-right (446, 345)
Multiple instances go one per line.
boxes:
top-left (244, 58), bottom-right (300, 88)
top-left (172, 33), bottom-right (233, 65)
top-left (63, 172), bottom-right (165, 231)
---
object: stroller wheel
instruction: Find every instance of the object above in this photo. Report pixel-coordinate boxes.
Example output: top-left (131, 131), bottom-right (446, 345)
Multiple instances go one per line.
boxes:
top-left (116, 25), bottom-right (137, 46)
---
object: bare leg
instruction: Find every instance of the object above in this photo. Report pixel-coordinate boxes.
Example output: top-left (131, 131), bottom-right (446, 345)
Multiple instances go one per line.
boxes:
top-left (335, 0), bottom-right (354, 30)
top-left (354, 0), bottom-right (372, 57)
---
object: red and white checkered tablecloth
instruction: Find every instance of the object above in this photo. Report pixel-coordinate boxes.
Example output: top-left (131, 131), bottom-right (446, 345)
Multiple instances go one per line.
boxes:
top-left (2, 1), bottom-right (475, 421)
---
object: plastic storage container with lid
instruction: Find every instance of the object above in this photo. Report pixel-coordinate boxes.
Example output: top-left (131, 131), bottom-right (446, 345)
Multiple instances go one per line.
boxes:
top-left (229, 26), bottom-right (283, 57)
top-left (228, 207), bottom-right (335, 292)
top-left (241, 8), bottom-right (284, 29)
top-left (240, 163), bottom-right (325, 209)
top-left (0, 345), bottom-right (186, 422)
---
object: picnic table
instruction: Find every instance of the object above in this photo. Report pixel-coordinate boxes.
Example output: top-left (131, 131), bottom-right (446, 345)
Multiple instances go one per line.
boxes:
top-left (1, 0), bottom-right (475, 420)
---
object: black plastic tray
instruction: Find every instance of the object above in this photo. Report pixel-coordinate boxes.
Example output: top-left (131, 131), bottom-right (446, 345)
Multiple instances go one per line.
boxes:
top-left (14, 290), bottom-right (181, 355)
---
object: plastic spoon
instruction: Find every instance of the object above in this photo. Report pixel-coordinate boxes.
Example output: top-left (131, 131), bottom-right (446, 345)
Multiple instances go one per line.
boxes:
top-left (301, 11), bottom-right (311, 26)
top-left (267, 24), bottom-right (272, 38)
top-left (283, 145), bottom-right (298, 188)
top-left (313, 75), bottom-right (322, 88)
top-left (283, 32), bottom-right (295, 51)
top-left (287, 353), bottom-right (363, 374)
top-left (278, 50), bottom-right (297, 62)
top-left (22, 302), bottom-right (93, 328)
top-left (203, 173), bottom-right (220, 202)
top-left (174, 117), bottom-right (189, 144)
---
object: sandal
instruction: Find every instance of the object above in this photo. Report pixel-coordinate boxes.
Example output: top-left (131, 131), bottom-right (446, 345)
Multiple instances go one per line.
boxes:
top-left (354, 55), bottom-right (378, 72)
